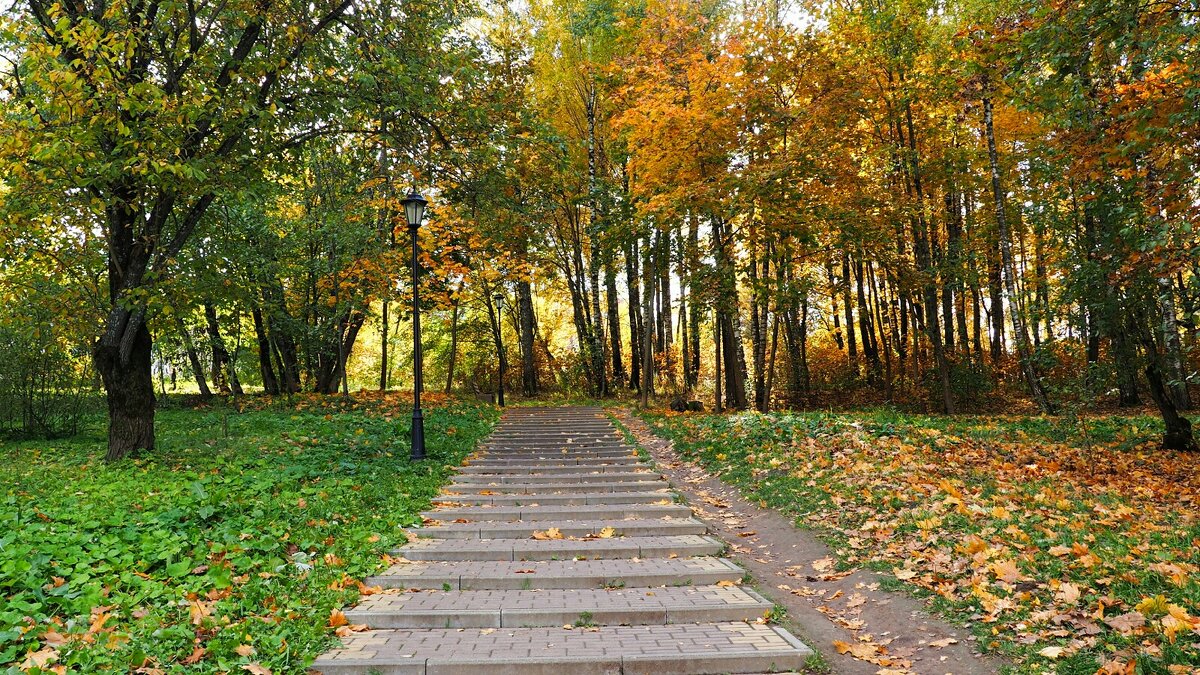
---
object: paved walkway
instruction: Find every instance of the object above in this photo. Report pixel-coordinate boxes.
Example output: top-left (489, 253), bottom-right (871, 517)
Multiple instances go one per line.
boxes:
top-left (312, 406), bottom-right (812, 674)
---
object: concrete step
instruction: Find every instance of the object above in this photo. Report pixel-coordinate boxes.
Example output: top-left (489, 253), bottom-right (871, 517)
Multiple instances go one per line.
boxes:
top-left (366, 557), bottom-right (745, 590)
top-left (344, 585), bottom-right (773, 628)
top-left (444, 480), bottom-right (668, 495)
top-left (433, 491), bottom-right (676, 507)
top-left (412, 517), bottom-right (707, 539)
top-left (466, 456), bottom-right (641, 467)
top-left (477, 450), bottom-right (637, 461)
top-left (311, 622), bottom-right (812, 674)
top-left (452, 471), bottom-right (660, 485)
top-left (396, 534), bottom-right (725, 561)
top-left (483, 442), bottom-right (627, 448)
top-left (420, 503), bottom-right (693, 522)
top-left (457, 463), bottom-right (651, 475)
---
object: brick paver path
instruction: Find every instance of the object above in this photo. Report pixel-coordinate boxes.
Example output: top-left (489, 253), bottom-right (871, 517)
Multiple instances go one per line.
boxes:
top-left (311, 407), bottom-right (812, 674)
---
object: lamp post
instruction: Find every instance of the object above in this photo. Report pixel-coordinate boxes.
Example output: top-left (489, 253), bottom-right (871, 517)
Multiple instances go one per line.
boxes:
top-left (401, 190), bottom-right (428, 460)
top-left (494, 292), bottom-right (505, 407)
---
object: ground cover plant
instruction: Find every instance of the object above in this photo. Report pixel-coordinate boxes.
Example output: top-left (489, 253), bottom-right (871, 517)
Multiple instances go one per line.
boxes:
top-left (1, 394), bottom-right (497, 673)
top-left (642, 409), bottom-right (1200, 674)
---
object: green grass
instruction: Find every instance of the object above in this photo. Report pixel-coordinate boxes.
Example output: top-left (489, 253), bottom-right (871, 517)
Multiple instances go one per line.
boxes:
top-left (0, 394), bottom-right (497, 673)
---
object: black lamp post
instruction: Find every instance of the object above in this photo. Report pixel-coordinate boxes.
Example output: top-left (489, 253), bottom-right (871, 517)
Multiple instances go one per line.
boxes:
top-left (494, 292), bottom-right (505, 407)
top-left (401, 190), bottom-right (428, 460)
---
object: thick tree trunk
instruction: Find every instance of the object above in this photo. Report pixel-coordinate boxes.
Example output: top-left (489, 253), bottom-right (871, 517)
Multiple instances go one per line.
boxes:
top-left (315, 312), bottom-right (365, 394)
top-left (252, 308), bottom-right (280, 395)
top-left (518, 281), bottom-right (538, 396)
top-left (714, 217), bottom-right (748, 410)
top-left (605, 256), bottom-right (625, 385)
top-left (95, 321), bottom-right (155, 461)
top-left (640, 232), bottom-right (655, 406)
top-left (1158, 275), bottom-right (1191, 410)
top-left (984, 93), bottom-right (1054, 414)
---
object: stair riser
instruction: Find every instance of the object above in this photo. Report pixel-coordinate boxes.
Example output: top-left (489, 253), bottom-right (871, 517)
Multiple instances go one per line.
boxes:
top-left (415, 522), bottom-right (707, 539)
top-left (433, 493), bottom-right (676, 506)
top-left (344, 605), bottom-right (769, 629)
top-left (398, 542), bottom-right (722, 562)
top-left (367, 570), bottom-right (741, 591)
top-left (457, 464), bottom-right (648, 475)
top-left (453, 473), bottom-right (659, 485)
top-left (420, 506), bottom-right (693, 521)
top-left (445, 483), bottom-right (666, 495)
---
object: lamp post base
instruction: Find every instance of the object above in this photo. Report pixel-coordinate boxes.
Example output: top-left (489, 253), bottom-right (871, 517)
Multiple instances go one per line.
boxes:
top-left (410, 407), bottom-right (425, 461)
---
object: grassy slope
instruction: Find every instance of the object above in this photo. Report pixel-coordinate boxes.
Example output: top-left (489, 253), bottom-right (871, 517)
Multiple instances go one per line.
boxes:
top-left (1, 394), bottom-right (497, 673)
top-left (642, 408), bottom-right (1200, 675)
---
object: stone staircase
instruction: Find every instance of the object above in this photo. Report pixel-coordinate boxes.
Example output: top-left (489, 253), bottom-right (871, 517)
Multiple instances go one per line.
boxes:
top-left (311, 406), bottom-right (812, 674)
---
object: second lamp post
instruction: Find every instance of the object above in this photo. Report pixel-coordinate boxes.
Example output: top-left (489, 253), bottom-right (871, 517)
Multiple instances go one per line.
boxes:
top-left (401, 190), bottom-right (428, 460)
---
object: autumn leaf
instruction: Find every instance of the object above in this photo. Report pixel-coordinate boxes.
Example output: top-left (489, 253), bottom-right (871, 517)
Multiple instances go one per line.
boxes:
top-left (19, 646), bottom-right (58, 670)
top-left (1038, 646), bottom-right (1065, 659)
top-left (1103, 611), bottom-right (1146, 634)
top-left (832, 639), bottom-right (879, 660)
top-left (597, 526), bottom-right (616, 539)
top-left (242, 665), bottom-right (272, 675)
top-left (531, 527), bottom-right (563, 540)
top-left (328, 608), bottom-right (349, 628)
top-left (235, 644), bottom-right (256, 657)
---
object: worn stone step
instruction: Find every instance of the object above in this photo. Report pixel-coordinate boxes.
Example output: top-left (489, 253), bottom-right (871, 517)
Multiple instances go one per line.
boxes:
top-left (344, 585), bottom-right (773, 628)
top-left (477, 451), bottom-right (637, 461)
top-left (366, 557), bottom-right (745, 590)
top-left (468, 454), bottom-right (640, 464)
top-left (412, 517), bottom-right (707, 539)
top-left (466, 458), bottom-right (641, 469)
top-left (310, 622), bottom-right (812, 674)
top-left (444, 480), bottom-right (668, 495)
top-left (453, 471), bottom-right (659, 485)
top-left (457, 463), bottom-right (650, 475)
top-left (396, 534), bottom-right (724, 561)
top-left (433, 491), bottom-right (676, 507)
top-left (420, 503), bottom-right (693, 522)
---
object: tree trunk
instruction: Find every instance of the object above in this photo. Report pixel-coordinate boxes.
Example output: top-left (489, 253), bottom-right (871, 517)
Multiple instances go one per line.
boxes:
top-left (984, 93), bottom-right (1055, 414)
top-left (640, 232), bottom-right (655, 406)
top-left (380, 300), bottom-right (389, 391)
top-left (176, 315), bottom-right (212, 397)
top-left (1158, 275), bottom-right (1191, 410)
top-left (518, 281), bottom-right (538, 396)
top-left (252, 308), bottom-right (280, 395)
top-left (205, 304), bottom-right (232, 394)
top-left (626, 237), bottom-right (643, 390)
top-left (605, 256), bottom-right (625, 385)
top-left (687, 217), bottom-right (701, 386)
top-left (445, 298), bottom-right (460, 394)
top-left (842, 253), bottom-right (857, 364)
top-left (95, 321), bottom-right (155, 461)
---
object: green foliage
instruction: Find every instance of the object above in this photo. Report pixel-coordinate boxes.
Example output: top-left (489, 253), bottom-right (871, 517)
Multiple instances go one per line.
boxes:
top-left (0, 397), bottom-right (497, 672)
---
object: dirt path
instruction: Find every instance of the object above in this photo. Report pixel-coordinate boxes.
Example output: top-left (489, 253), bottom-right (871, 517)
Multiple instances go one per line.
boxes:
top-left (612, 408), bottom-right (1005, 675)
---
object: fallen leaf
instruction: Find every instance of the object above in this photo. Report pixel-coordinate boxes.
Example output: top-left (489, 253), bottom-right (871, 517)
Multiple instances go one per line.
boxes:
top-left (1104, 611), bottom-right (1146, 634)
top-left (833, 639), bottom-right (879, 659)
top-left (1038, 646), bottom-right (1065, 659)
top-left (328, 608), bottom-right (349, 628)
top-left (929, 637), bottom-right (958, 648)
